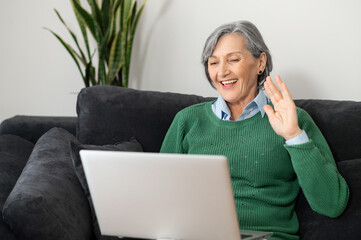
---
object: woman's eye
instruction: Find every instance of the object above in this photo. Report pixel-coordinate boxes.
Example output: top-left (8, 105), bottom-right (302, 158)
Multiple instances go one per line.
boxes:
top-left (209, 62), bottom-right (218, 65)
top-left (230, 59), bottom-right (240, 62)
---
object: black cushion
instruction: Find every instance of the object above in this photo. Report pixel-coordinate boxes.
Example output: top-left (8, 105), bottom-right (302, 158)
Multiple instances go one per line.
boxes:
top-left (76, 86), bottom-right (212, 152)
top-left (70, 138), bottom-right (143, 240)
top-left (296, 158), bottom-right (361, 240)
top-left (0, 116), bottom-right (77, 144)
top-left (294, 100), bottom-right (361, 162)
top-left (0, 134), bottom-right (34, 240)
top-left (2, 128), bottom-right (93, 240)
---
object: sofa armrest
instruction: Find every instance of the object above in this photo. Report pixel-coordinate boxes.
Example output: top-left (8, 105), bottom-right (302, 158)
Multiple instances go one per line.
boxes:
top-left (0, 115), bottom-right (77, 144)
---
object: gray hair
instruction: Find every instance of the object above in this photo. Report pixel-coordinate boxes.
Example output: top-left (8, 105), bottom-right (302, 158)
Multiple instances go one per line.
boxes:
top-left (201, 20), bottom-right (273, 88)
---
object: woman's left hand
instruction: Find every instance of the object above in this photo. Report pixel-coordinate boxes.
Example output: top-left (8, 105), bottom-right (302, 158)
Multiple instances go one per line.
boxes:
top-left (263, 75), bottom-right (303, 140)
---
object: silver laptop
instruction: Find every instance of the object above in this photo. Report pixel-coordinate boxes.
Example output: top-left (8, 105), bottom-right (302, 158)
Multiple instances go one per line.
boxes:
top-left (80, 151), bottom-right (273, 240)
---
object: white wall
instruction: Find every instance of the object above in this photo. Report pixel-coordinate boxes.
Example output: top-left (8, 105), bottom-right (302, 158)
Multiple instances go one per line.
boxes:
top-left (1, 0), bottom-right (360, 123)
top-left (0, 1), bottom-right (84, 123)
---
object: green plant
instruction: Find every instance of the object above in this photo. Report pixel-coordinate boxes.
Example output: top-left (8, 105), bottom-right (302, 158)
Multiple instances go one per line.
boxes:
top-left (46, 0), bottom-right (147, 87)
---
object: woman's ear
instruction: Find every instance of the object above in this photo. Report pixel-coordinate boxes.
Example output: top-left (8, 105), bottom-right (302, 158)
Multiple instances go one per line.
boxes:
top-left (259, 52), bottom-right (267, 70)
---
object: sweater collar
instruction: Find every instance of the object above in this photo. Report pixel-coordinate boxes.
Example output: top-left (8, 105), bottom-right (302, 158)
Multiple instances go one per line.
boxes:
top-left (213, 90), bottom-right (269, 120)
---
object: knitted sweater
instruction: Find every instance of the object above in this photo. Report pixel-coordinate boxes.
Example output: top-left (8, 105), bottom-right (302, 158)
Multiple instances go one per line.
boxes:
top-left (160, 101), bottom-right (349, 240)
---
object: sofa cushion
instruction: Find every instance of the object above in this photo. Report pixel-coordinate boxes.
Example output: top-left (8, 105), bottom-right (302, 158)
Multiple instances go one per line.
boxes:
top-left (0, 116), bottom-right (77, 144)
top-left (70, 138), bottom-right (143, 240)
top-left (294, 100), bottom-right (361, 162)
top-left (296, 158), bottom-right (361, 240)
top-left (76, 86), bottom-right (212, 152)
top-left (0, 134), bottom-right (34, 240)
top-left (2, 128), bottom-right (93, 240)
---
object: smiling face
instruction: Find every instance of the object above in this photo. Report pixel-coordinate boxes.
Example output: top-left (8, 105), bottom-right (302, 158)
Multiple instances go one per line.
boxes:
top-left (208, 33), bottom-right (264, 108)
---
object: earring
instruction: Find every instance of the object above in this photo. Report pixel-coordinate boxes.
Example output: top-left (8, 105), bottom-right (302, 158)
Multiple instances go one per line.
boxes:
top-left (258, 70), bottom-right (263, 75)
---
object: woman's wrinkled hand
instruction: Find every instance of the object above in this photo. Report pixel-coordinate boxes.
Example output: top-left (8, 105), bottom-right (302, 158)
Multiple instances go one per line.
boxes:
top-left (263, 75), bottom-right (302, 140)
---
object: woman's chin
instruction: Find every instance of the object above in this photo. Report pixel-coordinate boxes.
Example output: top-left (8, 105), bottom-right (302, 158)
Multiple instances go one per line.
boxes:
top-left (220, 95), bottom-right (241, 104)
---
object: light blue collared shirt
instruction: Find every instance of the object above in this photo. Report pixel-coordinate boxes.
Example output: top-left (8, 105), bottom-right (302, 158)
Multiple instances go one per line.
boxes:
top-left (211, 90), bottom-right (309, 145)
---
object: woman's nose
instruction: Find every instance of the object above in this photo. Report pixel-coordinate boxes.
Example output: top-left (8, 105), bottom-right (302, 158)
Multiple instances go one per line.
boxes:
top-left (218, 62), bottom-right (230, 77)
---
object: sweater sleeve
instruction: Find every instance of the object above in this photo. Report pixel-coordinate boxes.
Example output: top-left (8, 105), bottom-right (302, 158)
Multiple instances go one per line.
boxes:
top-left (160, 112), bottom-right (186, 154)
top-left (284, 108), bottom-right (349, 218)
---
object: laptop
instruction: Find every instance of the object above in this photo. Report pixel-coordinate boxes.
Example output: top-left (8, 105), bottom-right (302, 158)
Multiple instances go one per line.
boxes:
top-left (80, 151), bottom-right (273, 240)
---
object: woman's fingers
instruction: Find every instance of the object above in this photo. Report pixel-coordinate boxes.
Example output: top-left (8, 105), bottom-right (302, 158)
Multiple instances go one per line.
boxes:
top-left (265, 76), bottom-right (282, 104)
top-left (265, 75), bottom-right (294, 104)
top-left (264, 75), bottom-right (301, 140)
top-left (263, 105), bottom-right (276, 119)
top-left (264, 105), bottom-right (284, 135)
top-left (276, 75), bottom-right (293, 102)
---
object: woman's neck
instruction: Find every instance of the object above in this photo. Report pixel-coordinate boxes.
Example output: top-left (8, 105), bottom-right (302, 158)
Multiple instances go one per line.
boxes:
top-left (227, 88), bottom-right (258, 121)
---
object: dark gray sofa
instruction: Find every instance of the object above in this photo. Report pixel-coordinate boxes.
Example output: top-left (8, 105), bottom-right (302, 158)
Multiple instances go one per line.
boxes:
top-left (0, 85), bottom-right (360, 240)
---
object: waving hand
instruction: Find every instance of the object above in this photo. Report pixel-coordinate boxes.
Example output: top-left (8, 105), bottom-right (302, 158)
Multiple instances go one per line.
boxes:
top-left (263, 75), bottom-right (302, 140)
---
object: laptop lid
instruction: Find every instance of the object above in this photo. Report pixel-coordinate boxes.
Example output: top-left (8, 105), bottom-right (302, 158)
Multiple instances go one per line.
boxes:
top-left (80, 151), bottom-right (272, 240)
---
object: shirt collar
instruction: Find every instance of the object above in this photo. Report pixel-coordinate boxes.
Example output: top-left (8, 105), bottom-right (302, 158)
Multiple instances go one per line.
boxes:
top-left (253, 90), bottom-right (269, 118)
top-left (213, 90), bottom-right (269, 120)
top-left (214, 95), bottom-right (231, 120)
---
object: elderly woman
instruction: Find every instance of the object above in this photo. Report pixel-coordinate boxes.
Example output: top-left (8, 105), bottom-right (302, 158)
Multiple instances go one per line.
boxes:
top-left (160, 20), bottom-right (349, 240)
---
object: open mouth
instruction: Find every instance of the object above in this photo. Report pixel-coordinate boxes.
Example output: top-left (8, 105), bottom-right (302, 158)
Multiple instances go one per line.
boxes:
top-left (220, 79), bottom-right (238, 86)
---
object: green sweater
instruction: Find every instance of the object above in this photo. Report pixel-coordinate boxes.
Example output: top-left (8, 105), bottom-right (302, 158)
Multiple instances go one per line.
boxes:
top-left (160, 101), bottom-right (349, 240)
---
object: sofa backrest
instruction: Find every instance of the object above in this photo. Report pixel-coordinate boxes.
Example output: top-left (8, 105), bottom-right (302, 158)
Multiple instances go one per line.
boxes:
top-left (76, 86), bottom-right (361, 161)
top-left (294, 99), bottom-right (361, 162)
top-left (76, 86), bottom-right (213, 152)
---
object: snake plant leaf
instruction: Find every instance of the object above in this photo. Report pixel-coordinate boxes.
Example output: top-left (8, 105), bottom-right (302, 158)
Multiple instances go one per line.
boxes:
top-left (106, 31), bottom-right (123, 85)
top-left (115, 68), bottom-right (123, 86)
top-left (45, 28), bottom-right (86, 86)
top-left (48, 0), bottom-right (146, 88)
top-left (131, 0), bottom-right (146, 37)
top-left (71, 0), bottom-right (102, 43)
top-left (122, 2), bottom-right (135, 53)
top-left (131, 1), bottom-right (137, 24)
top-left (119, 0), bottom-right (124, 30)
top-left (98, 1), bottom-right (120, 67)
top-left (106, 0), bottom-right (126, 85)
top-left (101, 0), bottom-right (118, 50)
top-left (120, 0), bottom-right (133, 32)
top-left (101, 0), bottom-right (111, 31)
top-left (113, 0), bottom-right (123, 13)
top-left (54, 9), bottom-right (87, 65)
top-left (97, 46), bottom-right (107, 84)
top-left (122, 0), bottom-right (135, 44)
top-left (72, 0), bottom-right (105, 85)
top-left (72, 0), bottom-right (92, 60)
top-left (107, 0), bottom-right (122, 45)
top-left (90, 50), bottom-right (97, 86)
top-left (98, 53), bottom-right (106, 85)
top-left (125, 0), bottom-right (147, 85)
top-left (126, 0), bottom-right (146, 63)
top-left (122, 0), bottom-right (133, 24)
top-left (121, 1), bottom-right (137, 87)
top-left (85, 61), bottom-right (96, 86)
top-left (87, 0), bottom-right (105, 34)
top-left (120, 26), bottom-right (128, 87)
